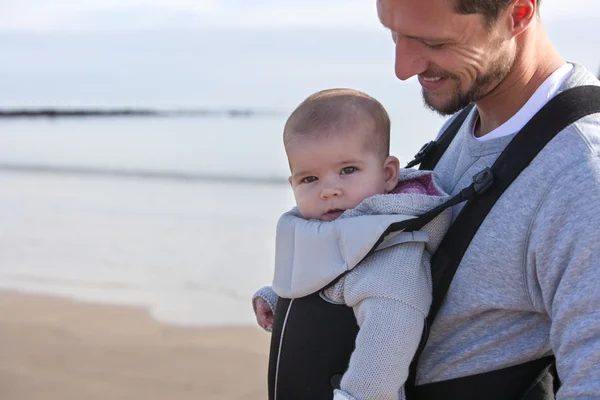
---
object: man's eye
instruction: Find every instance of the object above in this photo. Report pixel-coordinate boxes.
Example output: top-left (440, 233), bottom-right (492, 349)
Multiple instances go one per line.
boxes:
top-left (424, 41), bottom-right (445, 49)
top-left (341, 167), bottom-right (357, 175)
top-left (301, 176), bottom-right (318, 183)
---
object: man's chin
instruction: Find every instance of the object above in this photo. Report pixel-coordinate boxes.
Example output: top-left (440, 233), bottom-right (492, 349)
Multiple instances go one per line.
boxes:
top-left (422, 91), bottom-right (470, 116)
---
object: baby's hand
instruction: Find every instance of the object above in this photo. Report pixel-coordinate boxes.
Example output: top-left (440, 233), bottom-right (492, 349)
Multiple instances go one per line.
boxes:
top-left (254, 297), bottom-right (274, 331)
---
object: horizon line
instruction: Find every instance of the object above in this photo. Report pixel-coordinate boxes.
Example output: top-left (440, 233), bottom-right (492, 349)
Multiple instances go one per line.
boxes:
top-left (0, 107), bottom-right (285, 119)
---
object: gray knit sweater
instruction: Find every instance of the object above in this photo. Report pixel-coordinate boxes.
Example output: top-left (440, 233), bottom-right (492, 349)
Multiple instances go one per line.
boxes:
top-left (416, 64), bottom-right (600, 399)
top-left (255, 169), bottom-right (452, 400)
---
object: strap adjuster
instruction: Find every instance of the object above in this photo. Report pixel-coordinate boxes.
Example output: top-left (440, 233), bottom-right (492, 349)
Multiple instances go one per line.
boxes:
top-left (416, 141), bottom-right (436, 158)
top-left (472, 168), bottom-right (494, 194)
top-left (406, 141), bottom-right (437, 168)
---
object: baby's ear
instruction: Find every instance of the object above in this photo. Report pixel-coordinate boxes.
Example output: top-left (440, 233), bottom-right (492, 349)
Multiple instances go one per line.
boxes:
top-left (383, 156), bottom-right (400, 192)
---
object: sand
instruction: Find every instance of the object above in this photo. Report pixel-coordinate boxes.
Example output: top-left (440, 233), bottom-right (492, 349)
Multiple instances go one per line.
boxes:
top-left (0, 291), bottom-right (270, 400)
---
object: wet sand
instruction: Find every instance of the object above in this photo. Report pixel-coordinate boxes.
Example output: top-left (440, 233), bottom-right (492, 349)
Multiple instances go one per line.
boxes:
top-left (0, 292), bottom-right (270, 400)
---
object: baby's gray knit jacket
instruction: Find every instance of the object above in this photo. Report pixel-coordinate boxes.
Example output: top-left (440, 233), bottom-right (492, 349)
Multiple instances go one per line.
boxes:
top-left (255, 169), bottom-right (452, 400)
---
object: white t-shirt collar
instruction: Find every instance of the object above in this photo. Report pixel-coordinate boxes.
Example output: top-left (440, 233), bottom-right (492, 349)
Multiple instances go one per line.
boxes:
top-left (473, 63), bottom-right (574, 142)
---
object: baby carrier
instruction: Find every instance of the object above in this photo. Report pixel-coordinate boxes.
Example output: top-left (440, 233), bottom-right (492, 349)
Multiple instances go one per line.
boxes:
top-left (268, 86), bottom-right (600, 400)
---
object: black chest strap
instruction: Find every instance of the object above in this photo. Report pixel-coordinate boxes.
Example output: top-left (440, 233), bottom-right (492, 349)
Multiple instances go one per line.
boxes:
top-left (412, 355), bottom-right (558, 400)
top-left (405, 85), bottom-right (600, 397)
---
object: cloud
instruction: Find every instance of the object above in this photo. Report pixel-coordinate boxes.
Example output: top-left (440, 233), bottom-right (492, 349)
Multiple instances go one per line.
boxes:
top-left (0, 0), bottom-right (598, 32)
top-left (204, 1), bottom-right (379, 30)
top-left (0, 0), bottom-right (378, 32)
top-left (0, 0), bottom-right (218, 31)
top-left (540, 0), bottom-right (600, 20)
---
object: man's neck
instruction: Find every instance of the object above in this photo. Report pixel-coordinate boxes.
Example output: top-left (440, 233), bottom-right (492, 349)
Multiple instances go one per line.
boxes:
top-left (474, 26), bottom-right (565, 138)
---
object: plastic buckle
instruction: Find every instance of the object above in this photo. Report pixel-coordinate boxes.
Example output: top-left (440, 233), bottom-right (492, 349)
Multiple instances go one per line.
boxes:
top-left (406, 141), bottom-right (436, 168)
top-left (330, 374), bottom-right (342, 389)
top-left (472, 168), bottom-right (494, 194)
top-left (415, 141), bottom-right (436, 159)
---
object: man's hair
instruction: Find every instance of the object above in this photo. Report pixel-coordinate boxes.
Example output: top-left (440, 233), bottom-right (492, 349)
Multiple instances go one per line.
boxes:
top-left (455, 0), bottom-right (541, 28)
top-left (283, 88), bottom-right (391, 158)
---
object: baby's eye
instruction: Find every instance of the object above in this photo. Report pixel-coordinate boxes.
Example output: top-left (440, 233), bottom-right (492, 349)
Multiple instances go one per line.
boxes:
top-left (301, 176), bottom-right (318, 183)
top-left (341, 167), bottom-right (357, 175)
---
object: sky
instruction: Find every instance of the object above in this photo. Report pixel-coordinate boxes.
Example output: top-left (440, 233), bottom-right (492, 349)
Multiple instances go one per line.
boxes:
top-left (0, 0), bottom-right (377, 31)
top-left (0, 0), bottom-right (379, 31)
top-left (0, 0), bottom-right (598, 109)
top-left (1, 0), bottom-right (599, 32)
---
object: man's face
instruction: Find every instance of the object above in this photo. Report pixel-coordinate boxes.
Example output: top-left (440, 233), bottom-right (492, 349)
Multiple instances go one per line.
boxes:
top-left (377, 0), bottom-right (515, 115)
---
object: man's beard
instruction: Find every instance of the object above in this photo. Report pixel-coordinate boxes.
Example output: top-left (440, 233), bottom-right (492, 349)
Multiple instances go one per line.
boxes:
top-left (422, 51), bottom-right (514, 116)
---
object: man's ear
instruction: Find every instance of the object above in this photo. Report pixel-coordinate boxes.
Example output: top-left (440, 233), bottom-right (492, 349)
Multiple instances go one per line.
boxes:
top-left (383, 156), bottom-right (400, 192)
top-left (505, 0), bottom-right (536, 38)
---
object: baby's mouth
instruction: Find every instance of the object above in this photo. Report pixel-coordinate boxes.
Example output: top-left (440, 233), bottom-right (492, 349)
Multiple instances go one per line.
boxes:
top-left (322, 209), bottom-right (345, 221)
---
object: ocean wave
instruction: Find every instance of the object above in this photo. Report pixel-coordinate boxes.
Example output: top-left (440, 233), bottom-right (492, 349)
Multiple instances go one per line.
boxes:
top-left (1, 273), bottom-right (251, 301)
top-left (0, 162), bottom-right (287, 185)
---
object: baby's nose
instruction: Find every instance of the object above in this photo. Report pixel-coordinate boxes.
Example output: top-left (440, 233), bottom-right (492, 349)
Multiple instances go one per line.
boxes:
top-left (320, 185), bottom-right (342, 200)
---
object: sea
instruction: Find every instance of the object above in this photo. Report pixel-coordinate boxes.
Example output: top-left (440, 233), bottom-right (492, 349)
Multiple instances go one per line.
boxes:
top-left (0, 109), bottom-right (444, 327)
top-left (2, 20), bottom-right (596, 327)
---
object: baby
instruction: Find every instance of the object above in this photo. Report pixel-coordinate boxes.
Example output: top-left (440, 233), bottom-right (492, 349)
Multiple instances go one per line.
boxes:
top-left (253, 88), bottom-right (452, 400)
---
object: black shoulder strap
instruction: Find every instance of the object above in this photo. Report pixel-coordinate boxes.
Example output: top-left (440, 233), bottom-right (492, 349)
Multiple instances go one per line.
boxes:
top-left (406, 103), bottom-right (475, 170)
top-left (406, 85), bottom-right (600, 395)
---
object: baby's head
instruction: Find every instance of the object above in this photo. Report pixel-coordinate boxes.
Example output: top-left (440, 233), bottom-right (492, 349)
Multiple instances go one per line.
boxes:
top-left (284, 88), bottom-right (399, 221)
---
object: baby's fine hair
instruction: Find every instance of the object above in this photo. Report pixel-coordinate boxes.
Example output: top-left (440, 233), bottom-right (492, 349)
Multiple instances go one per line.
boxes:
top-left (283, 88), bottom-right (391, 158)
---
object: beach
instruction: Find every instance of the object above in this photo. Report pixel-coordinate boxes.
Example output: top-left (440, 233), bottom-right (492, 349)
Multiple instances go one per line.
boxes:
top-left (0, 122), bottom-right (289, 400)
top-left (0, 291), bottom-right (270, 400)
top-left (0, 107), bottom-right (436, 400)
top-left (2, 5), bottom-right (597, 398)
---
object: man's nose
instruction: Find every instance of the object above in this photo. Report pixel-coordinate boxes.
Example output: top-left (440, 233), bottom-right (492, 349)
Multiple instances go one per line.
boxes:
top-left (394, 36), bottom-right (428, 81)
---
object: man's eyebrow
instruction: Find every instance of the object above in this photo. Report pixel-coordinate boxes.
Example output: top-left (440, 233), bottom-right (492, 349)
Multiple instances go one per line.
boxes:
top-left (388, 27), bottom-right (453, 44)
top-left (404, 34), bottom-right (453, 44)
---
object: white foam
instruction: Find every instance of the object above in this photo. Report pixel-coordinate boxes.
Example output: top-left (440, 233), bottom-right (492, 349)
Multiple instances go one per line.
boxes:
top-left (0, 172), bottom-right (294, 326)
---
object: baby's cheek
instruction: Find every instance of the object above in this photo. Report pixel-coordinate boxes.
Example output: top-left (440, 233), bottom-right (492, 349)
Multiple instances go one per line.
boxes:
top-left (296, 203), bottom-right (316, 219)
top-left (293, 186), bottom-right (322, 219)
top-left (296, 205), bottom-right (308, 218)
top-left (293, 196), bottom-right (311, 219)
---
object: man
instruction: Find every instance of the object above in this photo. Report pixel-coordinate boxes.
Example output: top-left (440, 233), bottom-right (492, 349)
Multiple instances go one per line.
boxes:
top-left (377, 0), bottom-right (600, 397)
